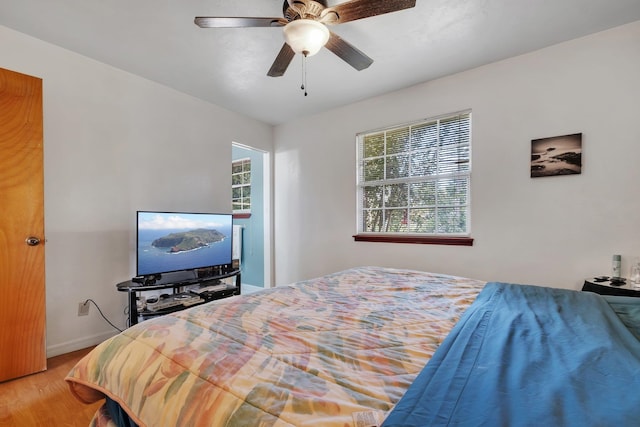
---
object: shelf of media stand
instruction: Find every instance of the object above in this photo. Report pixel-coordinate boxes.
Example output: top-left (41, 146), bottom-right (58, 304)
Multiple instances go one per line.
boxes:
top-left (117, 270), bottom-right (241, 326)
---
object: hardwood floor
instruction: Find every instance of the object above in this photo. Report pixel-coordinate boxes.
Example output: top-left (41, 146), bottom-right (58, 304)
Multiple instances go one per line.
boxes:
top-left (0, 347), bottom-right (102, 427)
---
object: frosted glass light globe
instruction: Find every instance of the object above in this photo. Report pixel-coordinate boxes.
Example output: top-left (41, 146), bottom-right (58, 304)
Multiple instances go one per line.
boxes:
top-left (283, 19), bottom-right (330, 57)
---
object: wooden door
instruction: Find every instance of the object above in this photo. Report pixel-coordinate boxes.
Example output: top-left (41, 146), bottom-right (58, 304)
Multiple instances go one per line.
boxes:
top-left (0, 67), bottom-right (46, 382)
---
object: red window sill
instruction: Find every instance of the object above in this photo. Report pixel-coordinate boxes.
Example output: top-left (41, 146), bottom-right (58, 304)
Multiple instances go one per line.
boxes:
top-left (233, 213), bottom-right (251, 219)
top-left (353, 234), bottom-right (474, 246)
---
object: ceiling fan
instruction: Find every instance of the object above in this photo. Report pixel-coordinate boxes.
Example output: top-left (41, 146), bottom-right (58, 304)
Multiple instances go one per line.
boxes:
top-left (195, 0), bottom-right (417, 77)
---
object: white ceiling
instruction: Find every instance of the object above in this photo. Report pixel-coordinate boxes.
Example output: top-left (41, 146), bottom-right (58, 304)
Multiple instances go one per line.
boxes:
top-left (1, 0), bottom-right (640, 125)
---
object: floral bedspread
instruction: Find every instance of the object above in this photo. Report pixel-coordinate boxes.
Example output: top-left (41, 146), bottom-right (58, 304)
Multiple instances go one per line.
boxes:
top-left (66, 266), bottom-right (485, 427)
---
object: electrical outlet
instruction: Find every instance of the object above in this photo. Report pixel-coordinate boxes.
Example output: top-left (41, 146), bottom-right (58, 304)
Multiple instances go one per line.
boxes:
top-left (78, 301), bottom-right (90, 316)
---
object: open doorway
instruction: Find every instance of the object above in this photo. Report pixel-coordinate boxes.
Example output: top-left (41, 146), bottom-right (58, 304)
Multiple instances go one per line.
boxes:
top-left (232, 143), bottom-right (271, 293)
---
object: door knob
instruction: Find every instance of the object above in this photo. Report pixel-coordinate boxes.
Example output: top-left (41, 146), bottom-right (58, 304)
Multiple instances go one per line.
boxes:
top-left (26, 237), bottom-right (41, 246)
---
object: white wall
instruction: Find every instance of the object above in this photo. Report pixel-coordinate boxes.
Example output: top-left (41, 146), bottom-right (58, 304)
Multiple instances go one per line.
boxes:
top-left (0, 26), bottom-right (273, 357)
top-left (274, 21), bottom-right (640, 289)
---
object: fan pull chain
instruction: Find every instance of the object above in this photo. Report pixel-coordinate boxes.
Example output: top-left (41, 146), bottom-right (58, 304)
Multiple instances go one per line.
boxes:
top-left (301, 52), bottom-right (308, 96)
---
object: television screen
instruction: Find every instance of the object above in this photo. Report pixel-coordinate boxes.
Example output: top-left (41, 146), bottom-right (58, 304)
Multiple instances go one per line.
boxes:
top-left (136, 211), bottom-right (233, 276)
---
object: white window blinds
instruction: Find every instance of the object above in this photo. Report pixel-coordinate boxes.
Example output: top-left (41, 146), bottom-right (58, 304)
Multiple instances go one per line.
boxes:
top-left (356, 111), bottom-right (471, 235)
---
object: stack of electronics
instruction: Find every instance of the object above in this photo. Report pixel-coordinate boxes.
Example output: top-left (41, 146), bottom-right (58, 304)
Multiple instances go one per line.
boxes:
top-left (146, 293), bottom-right (204, 312)
top-left (190, 284), bottom-right (237, 302)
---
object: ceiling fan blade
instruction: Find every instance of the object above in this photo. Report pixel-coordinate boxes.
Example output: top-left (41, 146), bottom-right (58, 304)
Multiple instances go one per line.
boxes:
top-left (267, 43), bottom-right (296, 77)
top-left (195, 17), bottom-right (284, 28)
top-left (326, 0), bottom-right (416, 24)
top-left (325, 32), bottom-right (373, 71)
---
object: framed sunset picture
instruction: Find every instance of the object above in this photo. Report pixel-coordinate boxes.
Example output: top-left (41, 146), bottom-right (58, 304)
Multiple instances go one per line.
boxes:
top-left (531, 133), bottom-right (582, 178)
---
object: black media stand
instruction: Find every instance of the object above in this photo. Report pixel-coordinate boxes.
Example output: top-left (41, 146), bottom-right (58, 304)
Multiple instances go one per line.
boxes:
top-left (117, 269), bottom-right (241, 326)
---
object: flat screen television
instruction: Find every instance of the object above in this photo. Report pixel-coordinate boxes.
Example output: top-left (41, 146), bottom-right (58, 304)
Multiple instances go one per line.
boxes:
top-left (136, 211), bottom-right (233, 278)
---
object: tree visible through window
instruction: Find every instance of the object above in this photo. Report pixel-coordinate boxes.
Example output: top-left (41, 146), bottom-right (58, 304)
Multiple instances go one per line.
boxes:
top-left (232, 158), bottom-right (251, 213)
top-left (356, 111), bottom-right (471, 236)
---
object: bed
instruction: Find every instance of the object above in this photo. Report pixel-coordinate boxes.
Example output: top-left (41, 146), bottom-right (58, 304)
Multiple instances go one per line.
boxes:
top-left (66, 267), bottom-right (485, 426)
top-left (65, 266), bottom-right (640, 426)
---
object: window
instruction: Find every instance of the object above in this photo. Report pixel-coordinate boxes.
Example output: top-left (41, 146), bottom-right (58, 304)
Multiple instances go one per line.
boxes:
top-left (232, 158), bottom-right (251, 213)
top-left (356, 111), bottom-right (472, 244)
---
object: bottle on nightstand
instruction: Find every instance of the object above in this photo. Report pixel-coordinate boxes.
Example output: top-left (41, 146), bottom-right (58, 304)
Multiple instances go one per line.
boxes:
top-left (630, 258), bottom-right (640, 285)
top-left (612, 255), bottom-right (622, 278)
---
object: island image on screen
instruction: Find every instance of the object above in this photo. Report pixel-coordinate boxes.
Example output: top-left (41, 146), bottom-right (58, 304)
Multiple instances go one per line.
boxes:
top-left (136, 211), bottom-right (233, 276)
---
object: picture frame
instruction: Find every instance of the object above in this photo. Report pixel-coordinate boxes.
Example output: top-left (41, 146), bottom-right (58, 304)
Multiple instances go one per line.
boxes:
top-left (530, 133), bottom-right (582, 178)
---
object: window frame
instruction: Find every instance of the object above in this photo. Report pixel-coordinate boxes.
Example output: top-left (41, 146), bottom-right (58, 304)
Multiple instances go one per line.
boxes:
top-left (232, 157), bottom-right (252, 215)
top-left (354, 110), bottom-right (473, 246)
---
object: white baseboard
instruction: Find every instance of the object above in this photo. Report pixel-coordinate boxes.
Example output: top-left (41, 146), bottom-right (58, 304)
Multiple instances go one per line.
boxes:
top-left (47, 330), bottom-right (118, 358)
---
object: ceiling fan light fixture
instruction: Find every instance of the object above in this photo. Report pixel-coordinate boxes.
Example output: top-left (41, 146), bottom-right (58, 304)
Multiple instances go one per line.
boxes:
top-left (282, 19), bottom-right (330, 57)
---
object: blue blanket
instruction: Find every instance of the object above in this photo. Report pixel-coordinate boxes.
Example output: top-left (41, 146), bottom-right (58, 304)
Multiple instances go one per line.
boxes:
top-left (383, 282), bottom-right (640, 427)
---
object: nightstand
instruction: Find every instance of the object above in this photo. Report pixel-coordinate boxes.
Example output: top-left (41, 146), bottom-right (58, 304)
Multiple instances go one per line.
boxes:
top-left (582, 277), bottom-right (640, 297)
